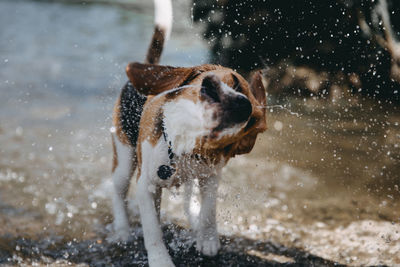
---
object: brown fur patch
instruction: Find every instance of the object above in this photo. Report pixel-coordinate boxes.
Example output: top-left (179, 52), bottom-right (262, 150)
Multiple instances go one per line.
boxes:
top-left (113, 97), bottom-right (132, 146)
top-left (136, 140), bottom-right (142, 181)
top-left (125, 63), bottom-right (222, 96)
top-left (111, 134), bottom-right (118, 173)
top-left (135, 95), bottom-right (164, 181)
top-left (146, 26), bottom-right (165, 65)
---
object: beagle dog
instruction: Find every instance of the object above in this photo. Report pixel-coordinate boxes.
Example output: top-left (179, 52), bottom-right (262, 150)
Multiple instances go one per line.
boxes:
top-left (109, 0), bottom-right (267, 266)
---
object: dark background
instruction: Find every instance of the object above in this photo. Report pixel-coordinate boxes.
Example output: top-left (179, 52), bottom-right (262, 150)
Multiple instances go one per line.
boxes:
top-left (192, 0), bottom-right (400, 101)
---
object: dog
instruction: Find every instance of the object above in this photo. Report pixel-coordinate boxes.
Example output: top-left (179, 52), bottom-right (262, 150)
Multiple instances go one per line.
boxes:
top-left (109, 0), bottom-right (267, 266)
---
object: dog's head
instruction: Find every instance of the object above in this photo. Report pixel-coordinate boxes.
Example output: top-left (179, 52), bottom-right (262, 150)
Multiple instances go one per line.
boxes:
top-left (127, 63), bottom-right (267, 158)
top-left (194, 70), bottom-right (267, 156)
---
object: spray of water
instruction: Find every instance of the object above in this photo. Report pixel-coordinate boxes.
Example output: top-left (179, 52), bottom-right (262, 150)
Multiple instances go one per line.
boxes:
top-left (259, 105), bottom-right (303, 118)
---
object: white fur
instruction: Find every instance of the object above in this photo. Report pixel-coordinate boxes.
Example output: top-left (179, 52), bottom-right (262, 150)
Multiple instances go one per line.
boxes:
top-left (163, 98), bottom-right (217, 155)
top-left (154, 0), bottom-right (173, 40)
top-left (136, 136), bottom-right (225, 266)
top-left (137, 138), bottom-right (173, 266)
top-left (110, 133), bottom-right (135, 242)
top-left (141, 137), bottom-right (171, 186)
top-left (184, 179), bottom-right (198, 228)
top-left (196, 173), bottom-right (221, 256)
top-left (218, 124), bottom-right (246, 140)
top-left (220, 81), bottom-right (246, 99)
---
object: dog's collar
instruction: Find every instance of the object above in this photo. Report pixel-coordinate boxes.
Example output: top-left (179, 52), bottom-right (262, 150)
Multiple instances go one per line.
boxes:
top-left (157, 126), bottom-right (176, 180)
top-left (162, 129), bottom-right (175, 164)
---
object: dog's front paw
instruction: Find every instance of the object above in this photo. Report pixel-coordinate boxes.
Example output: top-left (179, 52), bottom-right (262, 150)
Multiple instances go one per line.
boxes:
top-left (106, 224), bottom-right (131, 243)
top-left (148, 249), bottom-right (175, 267)
top-left (196, 233), bottom-right (220, 256)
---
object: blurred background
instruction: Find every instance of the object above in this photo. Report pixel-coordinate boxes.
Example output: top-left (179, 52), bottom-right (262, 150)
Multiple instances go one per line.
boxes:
top-left (0, 0), bottom-right (399, 266)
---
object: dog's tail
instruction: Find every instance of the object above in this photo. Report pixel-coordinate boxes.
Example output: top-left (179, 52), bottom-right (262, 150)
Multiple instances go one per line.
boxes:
top-left (145, 0), bottom-right (172, 64)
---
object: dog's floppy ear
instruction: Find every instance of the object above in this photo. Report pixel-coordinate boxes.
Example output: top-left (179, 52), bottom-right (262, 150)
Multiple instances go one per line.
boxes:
top-left (249, 70), bottom-right (267, 106)
top-left (228, 132), bottom-right (258, 156)
top-left (249, 70), bottom-right (267, 133)
top-left (126, 62), bottom-right (207, 95)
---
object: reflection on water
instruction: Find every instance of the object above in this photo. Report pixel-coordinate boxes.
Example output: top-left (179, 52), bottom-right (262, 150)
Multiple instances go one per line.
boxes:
top-left (0, 0), bottom-right (399, 266)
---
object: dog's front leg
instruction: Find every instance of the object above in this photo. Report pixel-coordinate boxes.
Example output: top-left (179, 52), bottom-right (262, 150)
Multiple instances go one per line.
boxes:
top-left (137, 177), bottom-right (174, 267)
top-left (196, 173), bottom-right (221, 256)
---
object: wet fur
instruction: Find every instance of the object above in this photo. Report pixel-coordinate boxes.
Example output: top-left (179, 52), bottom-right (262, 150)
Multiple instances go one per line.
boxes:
top-left (110, 66), bottom-right (266, 267)
top-left (108, 1), bottom-right (267, 266)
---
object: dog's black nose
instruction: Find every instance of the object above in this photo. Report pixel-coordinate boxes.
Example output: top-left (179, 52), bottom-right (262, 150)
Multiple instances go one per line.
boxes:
top-left (231, 95), bottom-right (252, 123)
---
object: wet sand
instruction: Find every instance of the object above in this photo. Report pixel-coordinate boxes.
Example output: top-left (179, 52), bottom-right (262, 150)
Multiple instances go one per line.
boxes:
top-left (0, 218), bottom-right (342, 266)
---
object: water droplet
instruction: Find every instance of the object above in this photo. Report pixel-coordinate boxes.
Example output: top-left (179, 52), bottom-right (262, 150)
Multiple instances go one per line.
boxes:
top-left (273, 121), bottom-right (283, 131)
top-left (45, 203), bottom-right (57, 214)
top-left (15, 126), bottom-right (23, 136)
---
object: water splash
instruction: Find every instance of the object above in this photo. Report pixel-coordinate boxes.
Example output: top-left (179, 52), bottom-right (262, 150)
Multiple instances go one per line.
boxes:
top-left (260, 105), bottom-right (303, 118)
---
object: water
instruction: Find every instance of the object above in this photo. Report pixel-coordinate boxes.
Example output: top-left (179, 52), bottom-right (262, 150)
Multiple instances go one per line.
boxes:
top-left (1, 0), bottom-right (399, 266)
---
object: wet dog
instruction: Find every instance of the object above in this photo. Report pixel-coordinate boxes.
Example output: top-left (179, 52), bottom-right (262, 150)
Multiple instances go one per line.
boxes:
top-left (109, 0), bottom-right (267, 266)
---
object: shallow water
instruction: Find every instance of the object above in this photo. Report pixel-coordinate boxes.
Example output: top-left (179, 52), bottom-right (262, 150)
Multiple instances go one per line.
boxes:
top-left (1, 0), bottom-right (400, 266)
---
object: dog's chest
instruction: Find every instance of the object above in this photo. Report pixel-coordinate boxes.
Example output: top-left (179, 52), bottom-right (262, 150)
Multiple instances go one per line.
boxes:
top-left (162, 98), bottom-right (217, 156)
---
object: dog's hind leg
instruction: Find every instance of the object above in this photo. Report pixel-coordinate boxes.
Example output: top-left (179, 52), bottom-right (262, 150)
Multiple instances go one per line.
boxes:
top-left (196, 173), bottom-right (221, 256)
top-left (110, 133), bottom-right (135, 242)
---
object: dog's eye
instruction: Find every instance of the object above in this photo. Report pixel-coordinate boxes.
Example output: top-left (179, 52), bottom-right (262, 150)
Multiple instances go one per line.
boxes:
top-left (235, 85), bottom-right (243, 93)
top-left (201, 74), bottom-right (222, 102)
